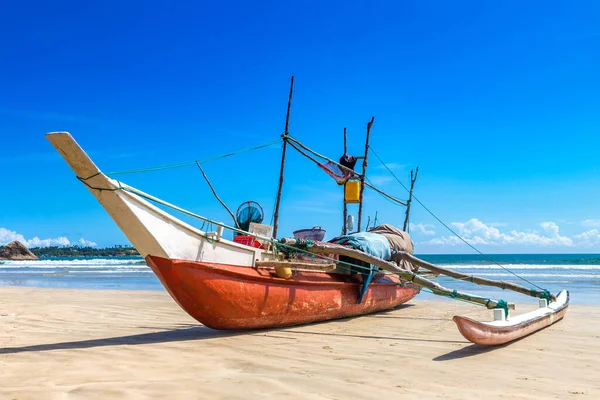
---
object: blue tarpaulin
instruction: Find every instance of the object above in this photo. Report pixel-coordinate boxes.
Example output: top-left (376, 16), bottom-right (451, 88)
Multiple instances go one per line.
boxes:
top-left (330, 232), bottom-right (391, 304)
top-left (330, 231), bottom-right (391, 261)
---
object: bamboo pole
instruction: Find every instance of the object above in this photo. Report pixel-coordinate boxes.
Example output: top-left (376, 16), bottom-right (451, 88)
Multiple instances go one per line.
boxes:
top-left (343, 127), bottom-right (348, 235)
top-left (357, 117), bottom-right (374, 232)
top-left (195, 162), bottom-right (240, 229)
top-left (403, 167), bottom-right (419, 231)
top-left (273, 76), bottom-right (294, 239)
top-left (394, 251), bottom-right (556, 301)
top-left (280, 239), bottom-right (514, 310)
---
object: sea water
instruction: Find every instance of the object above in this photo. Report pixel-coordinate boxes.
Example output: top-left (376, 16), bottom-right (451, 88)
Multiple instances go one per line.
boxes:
top-left (418, 254), bottom-right (600, 304)
top-left (0, 254), bottom-right (598, 304)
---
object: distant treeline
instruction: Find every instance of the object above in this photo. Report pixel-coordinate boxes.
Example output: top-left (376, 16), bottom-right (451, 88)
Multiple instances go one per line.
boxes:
top-left (30, 245), bottom-right (140, 257)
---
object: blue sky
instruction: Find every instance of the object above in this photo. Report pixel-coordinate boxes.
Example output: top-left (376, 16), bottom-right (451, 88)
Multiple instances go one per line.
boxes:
top-left (1, 1), bottom-right (599, 253)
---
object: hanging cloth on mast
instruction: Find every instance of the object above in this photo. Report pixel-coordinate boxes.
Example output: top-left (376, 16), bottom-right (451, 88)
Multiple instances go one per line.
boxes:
top-left (317, 154), bottom-right (358, 185)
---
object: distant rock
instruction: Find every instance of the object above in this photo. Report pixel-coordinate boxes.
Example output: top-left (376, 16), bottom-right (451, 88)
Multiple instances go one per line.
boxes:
top-left (0, 241), bottom-right (38, 260)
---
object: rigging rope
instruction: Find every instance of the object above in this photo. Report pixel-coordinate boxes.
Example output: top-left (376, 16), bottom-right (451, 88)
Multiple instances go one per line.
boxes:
top-left (367, 145), bottom-right (545, 291)
top-left (286, 138), bottom-right (407, 206)
top-left (104, 138), bottom-right (282, 176)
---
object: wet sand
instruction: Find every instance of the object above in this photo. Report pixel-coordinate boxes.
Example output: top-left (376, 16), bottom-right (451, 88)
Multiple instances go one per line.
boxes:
top-left (1, 287), bottom-right (598, 399)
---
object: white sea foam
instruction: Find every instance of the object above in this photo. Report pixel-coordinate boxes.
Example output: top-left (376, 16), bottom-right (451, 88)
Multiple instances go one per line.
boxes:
top-left (0, 259), bottom-right (146, 268)
top-left (459, 273), bottom-right (600, 279)
top-left (438, 264), bottom-right (600, 270)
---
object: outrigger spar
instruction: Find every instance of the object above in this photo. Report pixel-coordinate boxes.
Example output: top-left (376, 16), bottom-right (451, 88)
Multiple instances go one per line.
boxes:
top-left (47, 78), bottom-right (568, 346)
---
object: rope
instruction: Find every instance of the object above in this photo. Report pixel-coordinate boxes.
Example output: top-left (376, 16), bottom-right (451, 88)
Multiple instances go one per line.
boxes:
top-left (286, 136), bottom-right (363, 178)
top-left (494, 299), bottom-right (509, 317)
top-left (287, 139), bottom-right (407, 206)
top-left (367, 145), bottom-right (545, 291)
top-left (104, 138), bottom-right (282, 176)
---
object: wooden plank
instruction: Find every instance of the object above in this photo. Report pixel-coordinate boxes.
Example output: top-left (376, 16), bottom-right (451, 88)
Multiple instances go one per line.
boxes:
top-left (255, 260), bottom-right (336, 271)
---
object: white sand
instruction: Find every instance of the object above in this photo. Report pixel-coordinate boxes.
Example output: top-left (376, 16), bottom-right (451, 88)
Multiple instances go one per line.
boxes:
top-left (1, 287), bottom-right (598, 399)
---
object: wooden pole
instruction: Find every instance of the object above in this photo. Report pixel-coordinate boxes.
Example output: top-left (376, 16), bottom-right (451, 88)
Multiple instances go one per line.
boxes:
top-left (342, 127), bottom-right (348, 235)
top-left (273, 76), bottom-right (294, 239)
top-left (403, 167), bottom-right (419, 231)
top-left (280, 239), bottom-right (515, 309)
top-left (395, 251), bottom-right (556, 301)
top-left (195, 162), bottom-right (240, 229)
top-left (357, 117), bottom-right (374, 232)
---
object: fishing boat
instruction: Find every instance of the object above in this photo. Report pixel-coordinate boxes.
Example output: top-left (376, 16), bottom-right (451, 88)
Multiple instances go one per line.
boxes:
top-left (46, 131), bottom-right (420, 330)
top-left (47, 78), bottom-right (568, 344)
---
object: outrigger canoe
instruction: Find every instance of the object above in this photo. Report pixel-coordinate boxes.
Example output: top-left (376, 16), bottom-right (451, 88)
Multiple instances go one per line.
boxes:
top-left (47, 130), bottom-right (570, 342)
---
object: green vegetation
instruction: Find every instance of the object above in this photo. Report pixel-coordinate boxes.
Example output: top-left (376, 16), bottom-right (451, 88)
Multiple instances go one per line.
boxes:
top-left (30, 245), bottom-right (139, 258)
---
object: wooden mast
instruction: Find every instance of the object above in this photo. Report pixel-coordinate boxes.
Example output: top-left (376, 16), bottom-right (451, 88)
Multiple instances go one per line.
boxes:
top-left (273, 76), bottom-right (294, 239)
top-left (403, 167), bottom-right (419, 231)
top-left (342, 127), bottom-right (348, 235)
top-left (357, 117), bottom-right (374, 232)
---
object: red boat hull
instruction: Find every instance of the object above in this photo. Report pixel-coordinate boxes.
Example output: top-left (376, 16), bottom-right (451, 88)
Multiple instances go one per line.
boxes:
top-left (146, 256), bottom-right (420, 330)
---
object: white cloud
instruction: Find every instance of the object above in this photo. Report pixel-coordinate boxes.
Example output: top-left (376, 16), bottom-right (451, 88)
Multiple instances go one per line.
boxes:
top-left (573, 229), bottom-right (600, 247)
top-left (78, 238), bottom-right (98, 247)
top-left (409, 223), bottom-right (436, 236)
top-left (0, 227), bottom-right (97, 248)
top-left (0, 228), bottom-right (27, 245)
top-left (581, 219), bottom-right (600, 228)
top-left (26, 236), bottom-right (71, 247)
top-left (423, 218), bottom-right (574, 247)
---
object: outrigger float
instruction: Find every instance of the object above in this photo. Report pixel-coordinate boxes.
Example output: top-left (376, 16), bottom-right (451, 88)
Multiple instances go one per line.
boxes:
top-left (47, 78), bottom-right (568, 345)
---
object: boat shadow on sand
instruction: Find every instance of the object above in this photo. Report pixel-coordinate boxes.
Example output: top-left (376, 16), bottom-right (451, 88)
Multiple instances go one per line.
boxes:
top-left (0, 304), bottom-right (518, 359)
top-left (0, 324), bottom-right (244, 355)
top-left (433, 342), bottom-right (511, 361)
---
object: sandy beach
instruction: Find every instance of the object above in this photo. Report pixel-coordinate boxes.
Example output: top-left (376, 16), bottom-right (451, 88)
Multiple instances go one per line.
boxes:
top-left (1, 287), bottom-right (598, 399)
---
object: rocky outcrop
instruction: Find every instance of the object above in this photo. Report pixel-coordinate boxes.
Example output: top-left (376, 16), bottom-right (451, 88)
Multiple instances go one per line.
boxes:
top-left (0, 241), bottom-right (38, 260)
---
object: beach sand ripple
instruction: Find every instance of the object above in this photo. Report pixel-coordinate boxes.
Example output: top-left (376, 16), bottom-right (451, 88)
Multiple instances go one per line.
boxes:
top-left (1, 287), bottom-right (598, 399)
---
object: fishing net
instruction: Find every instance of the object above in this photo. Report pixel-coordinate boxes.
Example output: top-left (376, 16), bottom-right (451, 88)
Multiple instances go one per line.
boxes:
top-left (235, 201), bottom-right (264, 232)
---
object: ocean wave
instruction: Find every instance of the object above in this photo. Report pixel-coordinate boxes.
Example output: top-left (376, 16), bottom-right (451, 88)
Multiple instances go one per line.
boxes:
top-left (0, 259), bottom-right (146, 268)
top-left (0, 268), bottom-right (153, 274)
top-left (458, 273), bottom-right (600, 279)
top-left (438, 264), bottom-right (600, 270)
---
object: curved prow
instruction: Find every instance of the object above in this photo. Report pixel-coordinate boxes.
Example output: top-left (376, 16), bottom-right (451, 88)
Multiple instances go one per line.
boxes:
top-left (47, 132), bottom-right (101, 179)
top-left (46, 132), bottom-right (259, 266)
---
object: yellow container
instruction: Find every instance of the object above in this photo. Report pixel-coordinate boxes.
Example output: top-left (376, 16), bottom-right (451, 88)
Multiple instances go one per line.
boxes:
top-left (344, 180), bottom-right (361, 203)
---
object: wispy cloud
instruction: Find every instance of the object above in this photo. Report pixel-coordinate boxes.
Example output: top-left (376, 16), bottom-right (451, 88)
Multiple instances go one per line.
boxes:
top-left (0, 227), bottom-right (97, 248)
top-left (410, 223), bottom-right (436, 236)
top-left (375, 163), bottom-right (405, 171)
top-left (581, 219), bottom-right (600, 228)
top-left (368, 175), bottom-right (394, 186)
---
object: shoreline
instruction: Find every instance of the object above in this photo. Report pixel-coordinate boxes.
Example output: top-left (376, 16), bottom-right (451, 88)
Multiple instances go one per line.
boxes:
top-left (1, 286), bottom-right (598, 399)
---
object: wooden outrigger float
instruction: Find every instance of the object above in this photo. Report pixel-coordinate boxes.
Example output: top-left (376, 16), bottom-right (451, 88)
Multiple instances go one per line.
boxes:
top-left (453, 290), bottom-right (569, 345)
top-left (47, 79), bottom-right (568, 344)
